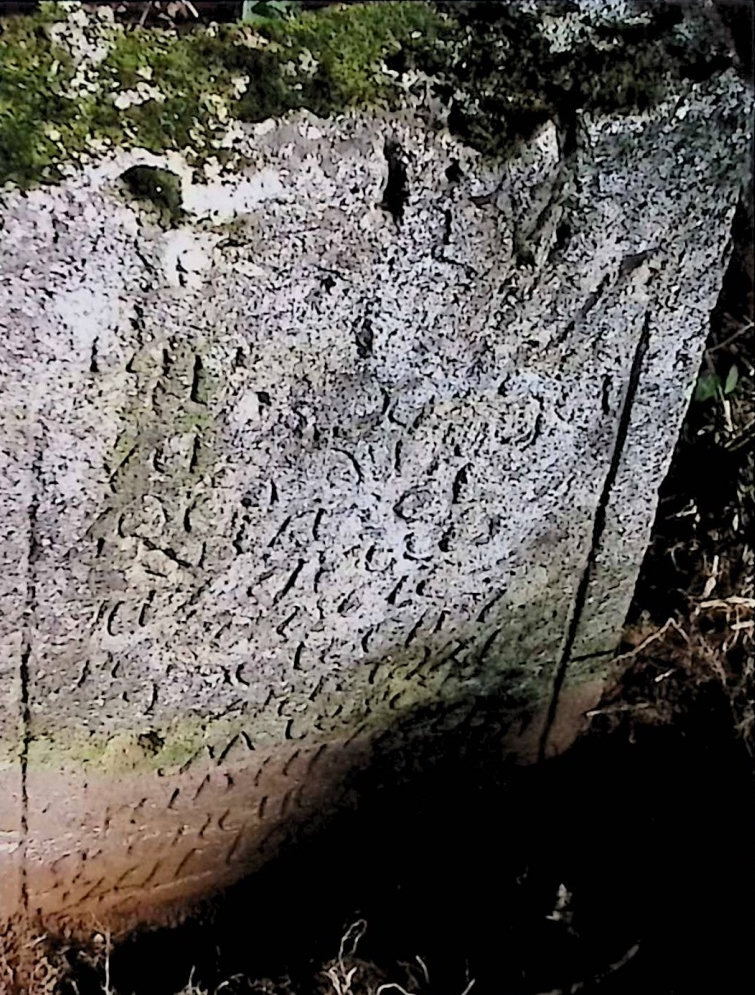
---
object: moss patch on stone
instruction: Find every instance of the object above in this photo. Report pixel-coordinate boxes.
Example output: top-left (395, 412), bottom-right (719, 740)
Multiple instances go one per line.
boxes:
top-left (428, 0), bottom-right (735, 155)
top-left (106, 337), bottom-right (222, 505)
top-left (25, 715), bottom-right (239, 774)
top-left (14, 593), bottom-right (559, 777)
top-left (0, 0), bottom-right (446, 189)
top-left (1, 1), bottom-right (733, 189)
top-left (248, 0), bottom-right (444, 119)
top-left (0, 2), bottom-right (80, 188)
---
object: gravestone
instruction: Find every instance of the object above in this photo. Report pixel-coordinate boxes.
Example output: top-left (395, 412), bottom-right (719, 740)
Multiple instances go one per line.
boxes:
top-left (0, 0), bottom-right (750, 941)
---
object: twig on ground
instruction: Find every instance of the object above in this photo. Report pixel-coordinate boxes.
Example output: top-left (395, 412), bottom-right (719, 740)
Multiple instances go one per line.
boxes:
top-left (529, 942), bottom-right (639, 995)
top-left (612, 618), bottom-right (689, 667)
top-left (338, 919), bottom-right (367, 971)
top-left (415, 956), bottom-right (429, 986)
top-left (708, 320), bottom-right (754, 353)
top-left (324, 920), bottom-right (369, 995)
top-left (699, 596), bottom-right (755, 611)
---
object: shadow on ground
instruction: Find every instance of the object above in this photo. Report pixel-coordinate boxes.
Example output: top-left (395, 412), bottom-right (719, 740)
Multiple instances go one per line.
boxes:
top-left (52, 680), bottom-right (752, 995)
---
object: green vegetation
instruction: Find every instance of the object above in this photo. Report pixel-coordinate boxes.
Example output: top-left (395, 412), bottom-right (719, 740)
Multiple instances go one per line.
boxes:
top-left (694, 364), bottom-right (740, 403)
top-left (251, 0), bottom-right (444, 118)
top-left (0, 0), bottom-right (446, 189)
top-left (0, 1), bottom-right (727, 190)
top-left (0, 3), bottom-right (80, 188)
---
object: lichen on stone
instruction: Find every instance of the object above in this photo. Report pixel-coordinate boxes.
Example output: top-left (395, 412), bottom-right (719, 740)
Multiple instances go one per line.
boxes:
top-left (428, 0), bottom-right (737, 155)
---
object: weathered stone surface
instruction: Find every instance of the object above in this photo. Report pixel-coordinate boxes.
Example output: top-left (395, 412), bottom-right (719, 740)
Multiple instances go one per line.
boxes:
top-left (0, 0), bottom-right (751, 938)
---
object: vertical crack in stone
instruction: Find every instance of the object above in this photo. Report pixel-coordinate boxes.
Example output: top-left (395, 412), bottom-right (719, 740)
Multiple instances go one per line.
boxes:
top-left (19, 426), bottom-right (42, 914)
top-left (538, 310), bottom-right (653, 761)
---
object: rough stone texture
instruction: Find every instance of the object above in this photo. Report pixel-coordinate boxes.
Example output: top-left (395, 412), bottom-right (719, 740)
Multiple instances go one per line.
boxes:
top-left (0, 13), bottom-right (751, 938)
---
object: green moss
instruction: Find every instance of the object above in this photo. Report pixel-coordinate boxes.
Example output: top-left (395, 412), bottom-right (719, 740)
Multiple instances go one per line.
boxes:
top-left (24, 715), bottom-right (236, 774)
top-left (2, 1), bottom-right (717, 190)
top-left (249, 0), bottom-right (446, 119)
top-left (0, 5), bottom-right (243, 188)
top-left (427, 1), bottom-right (735, 155)
top-left (173, 408), bottom-right (213, 434)
top-left (110, 428), bottom-right (138, 466)
top-left (95, 28), bottom-right (238, 154)
top-left (107, 338), bottom-right (222, 495)
top-left (0, 4), bottom-right (81, 187)
top-left (1, 570), bottom-right (565, 776)
top-left (0, 1), bottom-right (446, 190)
